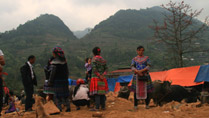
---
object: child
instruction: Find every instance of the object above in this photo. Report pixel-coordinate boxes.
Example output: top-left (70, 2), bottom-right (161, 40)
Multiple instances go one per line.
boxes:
top-left (85, 58), bottom-right (92, 83)
top-left (72, 79), bottom-right (90, 110)
top-left (5, 91), bottom-right (16, 114)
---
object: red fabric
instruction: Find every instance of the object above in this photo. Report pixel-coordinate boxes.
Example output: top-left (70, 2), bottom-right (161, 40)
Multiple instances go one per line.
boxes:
top-left (94, 71), bottom-right (101, 77)
top-left (4, 87), bottom-right (9, 94)
top-left (76, 79), bottom-right (85, 85)
top-left (89, 77), bottom-right (109, 95)
top-left (93, 55), bottom-right (106, 77)
top-left (136, 80), bottom-right (147, 99)
top-left (103, 71), bottom-right (107, 75)
top-left (114, 82), bottom-right (121, 92)
top-left (0, 72), bottom-right (8, 76)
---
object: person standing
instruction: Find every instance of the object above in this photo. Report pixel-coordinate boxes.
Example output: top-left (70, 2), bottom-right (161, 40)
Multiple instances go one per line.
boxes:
top-left (43, 57), bottom-right (55, 101)
top-left (89, 47), bottom-right (108, 111)
top-left (48, 47), bottom-right (70, 112)
top-left (0, 49), bottom-right (5, 116)
top-left (20, 55), bottom-right (37, 111)
top-left (131, 46), bottom-right (153, 109)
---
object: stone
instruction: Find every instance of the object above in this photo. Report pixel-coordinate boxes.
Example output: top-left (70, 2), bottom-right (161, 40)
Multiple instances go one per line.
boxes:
top-left (92, 112), bottom-right (103, 117)
top-left (35, 96), bottom-right (50, 118)
top-left (43, 100), bottom-right (60, 115)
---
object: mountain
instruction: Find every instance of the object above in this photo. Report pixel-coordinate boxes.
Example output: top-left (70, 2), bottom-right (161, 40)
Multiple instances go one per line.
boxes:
top-left (73, 28), bottom-right (92, 39)
top-left (84, 6), bottom-right (166, 40)
top-left (0, 7), bottom-right (208, 94)
top-left (2, 14), bottom-right (77, 40)
top-left (0, 14), bottom-right (77, 54)
top-left (0, 14), bottom-right (78, 93)
top-left (82, 6), bottom-right (209, 68)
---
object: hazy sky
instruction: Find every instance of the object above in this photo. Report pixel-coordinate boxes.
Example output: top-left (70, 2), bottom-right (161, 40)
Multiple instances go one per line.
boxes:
top-left (0, 0), bottom-right (208, 32)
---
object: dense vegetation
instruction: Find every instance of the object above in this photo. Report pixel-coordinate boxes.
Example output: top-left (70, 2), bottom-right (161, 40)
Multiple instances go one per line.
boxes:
top-left (0, 7), bottom-right (208, 94)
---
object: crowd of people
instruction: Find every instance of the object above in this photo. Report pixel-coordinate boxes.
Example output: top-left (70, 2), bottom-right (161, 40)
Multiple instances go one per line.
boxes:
top-left (0, 45), bottom-right (153, 115)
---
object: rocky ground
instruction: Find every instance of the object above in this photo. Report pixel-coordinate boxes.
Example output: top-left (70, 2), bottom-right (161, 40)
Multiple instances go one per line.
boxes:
top-left (1, 92), bottom-right (209, 118)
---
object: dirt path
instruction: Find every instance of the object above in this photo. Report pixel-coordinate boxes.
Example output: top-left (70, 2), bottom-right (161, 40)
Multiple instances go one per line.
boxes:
top-left (1, 93), bottom-right (209, 118)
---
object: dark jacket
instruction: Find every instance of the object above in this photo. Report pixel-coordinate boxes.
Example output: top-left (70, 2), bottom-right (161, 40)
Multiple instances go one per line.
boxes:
top-left (48, 59), bottom-right (69, 84)
top-left (20, 62), bottom-right (37, 88)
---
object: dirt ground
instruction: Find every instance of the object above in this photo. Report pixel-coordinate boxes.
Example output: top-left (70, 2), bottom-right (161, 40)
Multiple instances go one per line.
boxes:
top-left (1, 92), bottom-right (209, 118)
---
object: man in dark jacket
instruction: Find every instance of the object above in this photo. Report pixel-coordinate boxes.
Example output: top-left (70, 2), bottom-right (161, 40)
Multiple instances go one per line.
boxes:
top-left (20, 55), bottom-right (37, 111)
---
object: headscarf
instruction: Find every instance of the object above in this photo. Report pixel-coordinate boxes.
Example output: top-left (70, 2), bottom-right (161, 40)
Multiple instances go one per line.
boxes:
top-left (53, 47), bottom-right (65, 61)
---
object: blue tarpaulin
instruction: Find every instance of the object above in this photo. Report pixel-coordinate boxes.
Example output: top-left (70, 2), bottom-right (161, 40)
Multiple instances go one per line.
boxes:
top-left (107, 78), bottom-right (118, 91)
top-left (117, 75), bottom-right (133, 83)
top-left (68, 78), bottom-right (77, 85)
top-left (107, 75), bottom-right (133, 91)
top-left (195, 65), bottom-right (209, 82)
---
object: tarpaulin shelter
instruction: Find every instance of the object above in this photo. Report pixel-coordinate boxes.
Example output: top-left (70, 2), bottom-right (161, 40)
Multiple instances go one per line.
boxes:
top-left (164, 66), bottom-right (202, 86)
top-left (195, 65), bottom-right (209, 82)
top-left (107, 75), bottom-right (132, 92)
top-left (109, 65), bottom-right (207, 92)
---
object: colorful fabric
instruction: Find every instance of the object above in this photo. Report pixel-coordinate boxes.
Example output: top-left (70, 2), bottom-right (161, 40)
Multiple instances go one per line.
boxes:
top-left (131, 56), bottom-right (150, 70)
top-left (92, 55), bottom-right (108, 77)
top-left (43, 80), bottom-right (55, 94)
top-left (136, 78), bottom-right (147, 99)
top-left (53, 47), bottom-right (65, 58)
top-left (89, 77), bottom-right (108, 96)
top-left (131, 75), bottom-right (153, 93)
top-left (3, 87), bottom-right (9, 94)
top-left (131, 55), bottom-right (153, 95)
top-left (5, 102), bottom-right (16, 114)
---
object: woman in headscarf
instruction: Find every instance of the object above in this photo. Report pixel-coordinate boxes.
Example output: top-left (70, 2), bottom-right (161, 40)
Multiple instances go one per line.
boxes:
top-left (89, 47), bottom-right (108, 111)
top-left (48, 47), bottom-right (70, 112)
top-left (131, 46), bottom-right (153, 109)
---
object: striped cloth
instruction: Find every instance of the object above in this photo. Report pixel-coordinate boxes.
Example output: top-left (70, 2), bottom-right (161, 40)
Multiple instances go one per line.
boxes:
top-left (136, 80), bottom-right (147, 99)
top-left (89, 77), bottom-right (109, 96)
top-left (43, 80), bottom-right (55, 94)
top-left (131, 74), bottom-right (153, 93)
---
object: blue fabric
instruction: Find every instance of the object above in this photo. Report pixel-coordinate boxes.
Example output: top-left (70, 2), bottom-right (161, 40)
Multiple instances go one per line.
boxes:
top-left (131, 56), bottom-right (150, 70)
top-left (195, 65), bottom-right (209, 82)
top-left (117, 75), bottom-right (133, 83)
top-left (68, 78), bottom-right (77, 85)
top-left (107, 78), bottom-right (118, 91)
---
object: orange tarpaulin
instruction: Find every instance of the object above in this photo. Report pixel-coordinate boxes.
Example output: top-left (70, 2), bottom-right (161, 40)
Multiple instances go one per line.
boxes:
top-left (164, 66), bottom-right (203, 86)
top-left (127, 66), bottom-right (203, 88)
top-left (114, 82), bottom-right (121, 92)
top-left (149, 71), bottom-right (167, 81)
